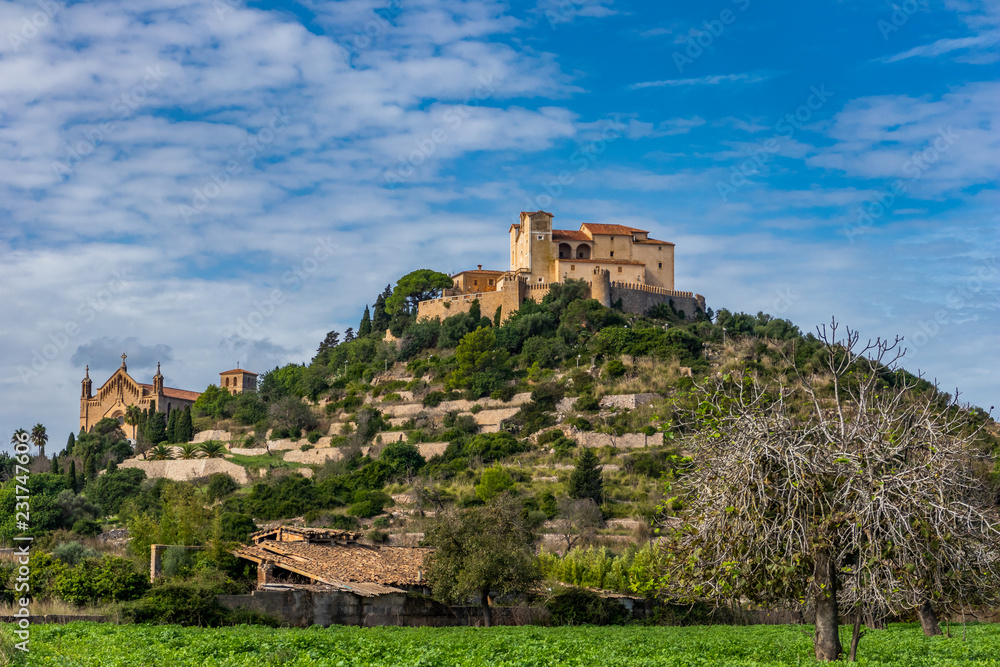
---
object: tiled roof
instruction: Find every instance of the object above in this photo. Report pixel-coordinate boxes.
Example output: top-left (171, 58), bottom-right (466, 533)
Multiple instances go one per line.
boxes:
top-left (234, 540), bottom-right (432, 590)
top-left (138, 384), bottom-right (202, 402)
top-left (220, 368), bottom-right (258, 376)
top-left (580, 223), bottom-right (649, 235)
top-left (453, 269), bottom-right (505, 275)
top-left (634, 238), bottom-right (675, 246)
top-left (552, 229), bottom-right (590, 241)
top-left (162, 387), bottom-right (201, 401)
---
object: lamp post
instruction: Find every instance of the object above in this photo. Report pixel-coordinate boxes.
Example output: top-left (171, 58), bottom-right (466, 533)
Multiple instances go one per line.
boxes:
top-left (577, 355), bottom-right (581, 368)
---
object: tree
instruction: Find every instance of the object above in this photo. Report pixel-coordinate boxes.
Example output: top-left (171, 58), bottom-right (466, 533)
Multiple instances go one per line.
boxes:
top-left (166, 410), bottom-right (179, 444)
top-left (197, 441), bottom-right (226, 459)
top-left (178, 443), bottom-right (199, 459)
top-left (30, 424), bottom-right (48, 457)
top-left (553, 497), bottom-right (603, 553)
top-left (475, 466), bottom-right (515, 502)
top-left (447, 327), bottom-right (511, 397)
top-left (314, 330), bottom-right (340, 363)
top-left (656, 321), bottom-right (1000, 662)
top-left (358, 306), bottom-right (373, 338)
top-left (144, 412), bottom-right (167, 445)
top-left (384, 269), bottom-right (453, 315)
top-left (11, 428), bottom-right (28, 448)
top-left (176, 407), bottom-right (194, 443)
top-left (424, 495), bottom-right (540, 627)
top-left (66, 432), bottom-right (75, 455)
top-left (567, 448), bottom-right (603, 505)
top-left (147, 444), bottom-right (174, 461)
top-left (372, 286), bottom-right (392, 333)
top-left (66, 460), bottom-right (78, 493)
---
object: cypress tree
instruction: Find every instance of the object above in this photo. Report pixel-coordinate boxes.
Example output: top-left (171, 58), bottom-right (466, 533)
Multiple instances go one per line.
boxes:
top-left (66, 432), bottom-right (75, 456)
top-left (469, 298), bottom-right (481, 322)
top-left (166, 410), bottom-right (179, 444)
top-left (50, 454), bottom-right (60, 474)
top-left (176, 407), bottom-right (194, 444)
top-left (145, 411), bottom-right (167, 444)
top-left (359, 306), bottom-right (372, 337)
top-left (372, 285), bottom-right (392, 332)
top-left (84, 453), bottom-right (97, 483)
top-left (67, 460), bottom-right (77, 492)
top-left (568, 448), bottom-right (604, 505)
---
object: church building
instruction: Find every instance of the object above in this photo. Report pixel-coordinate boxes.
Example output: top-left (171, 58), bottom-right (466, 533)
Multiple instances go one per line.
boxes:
top-left (79, 355), bottom-right (202, 439)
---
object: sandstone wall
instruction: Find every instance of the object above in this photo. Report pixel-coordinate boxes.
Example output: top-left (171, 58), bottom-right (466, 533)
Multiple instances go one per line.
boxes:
top-left (120, 458), bottom-right (253, 484)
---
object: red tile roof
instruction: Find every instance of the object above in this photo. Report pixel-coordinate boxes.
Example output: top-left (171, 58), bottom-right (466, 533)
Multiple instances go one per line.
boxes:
top-left (453, 269), bottom-right (505, 275)
top-left (552, 229), bottom-right (591, 241)
top-left (220, 368), bottom-right (259, 376)
top-left (581, 223), bottom-right (649, 235)
top-left (162, 387), bottom-right (201, 401)
top-left (634, 238), bottom-right (675, 246)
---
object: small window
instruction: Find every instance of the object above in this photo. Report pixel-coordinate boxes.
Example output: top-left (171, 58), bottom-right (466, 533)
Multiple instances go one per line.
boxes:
top-left (658, 262), bottom-right (663, 269)
top-left (538, 277), bottom-right (543, 282)
top-left (570, 265), bottom-right (575, 271)
top-left (610, 251), bottom-right (614, 258)
top-left (488, 279), bottom-right (494, 285)
top-left (473, 280), bottom-right (478, 286)
top-left (617, 267), bottom-right (623, 273)
top-left (611, 236), bottom-right (614, 241)
top-left (537, 235), bottom-right (544, 240)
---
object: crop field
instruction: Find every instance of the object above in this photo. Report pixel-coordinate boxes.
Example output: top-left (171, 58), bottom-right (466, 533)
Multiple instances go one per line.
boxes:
top-left (3, 622), bottom-right (1000, 666)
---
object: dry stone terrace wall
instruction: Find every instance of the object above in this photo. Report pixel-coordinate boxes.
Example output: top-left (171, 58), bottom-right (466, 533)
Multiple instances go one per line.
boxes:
top-left (120, 458), bottom-right (254, 484)
top-left (599, 393), bottom-right (660, 409)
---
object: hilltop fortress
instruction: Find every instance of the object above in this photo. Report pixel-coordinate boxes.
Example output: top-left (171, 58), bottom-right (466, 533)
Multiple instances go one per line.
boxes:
top-left (417, 211), bottom-right (705, 322)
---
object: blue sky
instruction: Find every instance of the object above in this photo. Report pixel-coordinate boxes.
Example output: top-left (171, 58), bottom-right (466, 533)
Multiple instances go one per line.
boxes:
top-left (1, 0), bottom-right (997, 450)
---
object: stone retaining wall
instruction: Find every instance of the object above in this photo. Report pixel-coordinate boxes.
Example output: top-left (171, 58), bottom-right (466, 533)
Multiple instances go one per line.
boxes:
top-left (120, 458), bottom-right (253, 484)
top-left (283, 446), bottom-right (370, 465)
top-left (598, 393), bottom-right (660, 410)
top-left (472, 407), bottom-right (521, 426)
top-left (193, 430), bottom-right (233, 443)
top-left (575, 431), bottom-right (663, 449)
top-left (416, 442), bottom-right (449, 459)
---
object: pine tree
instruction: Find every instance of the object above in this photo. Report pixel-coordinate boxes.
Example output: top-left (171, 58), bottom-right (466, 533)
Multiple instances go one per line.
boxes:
top-left (67, 460), bottom-right (77, 492)
top-left (66, 432), bottom-right (75, 456)
top-left (176, 408), bottom-right (194, 444)
top-left (343, 327), bottom-right (356, 343)
top-left (568, 448), bottom-right (604, 504)
top-left (166, 410), bottom-right (179, 444)
top-left (359, 306), bottom-right (372, 337)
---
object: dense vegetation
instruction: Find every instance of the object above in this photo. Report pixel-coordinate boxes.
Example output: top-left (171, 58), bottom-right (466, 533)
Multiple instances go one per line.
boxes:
top-left (4, 622), bottom-right (1000, 667)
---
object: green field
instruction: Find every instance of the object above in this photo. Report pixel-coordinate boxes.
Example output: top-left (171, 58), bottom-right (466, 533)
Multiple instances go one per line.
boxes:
top-left (3, 623), bottom-right (1000, 666)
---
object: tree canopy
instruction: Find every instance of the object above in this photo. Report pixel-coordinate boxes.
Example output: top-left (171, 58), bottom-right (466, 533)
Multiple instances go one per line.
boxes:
top-left (384, 269), bottom-right (453, 315)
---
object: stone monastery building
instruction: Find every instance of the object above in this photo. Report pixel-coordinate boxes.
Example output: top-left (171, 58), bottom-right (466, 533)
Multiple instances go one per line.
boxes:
top-left (417, 211), bottom-right (704, 322)
top-left (79, 354), bottom-right (257, 437)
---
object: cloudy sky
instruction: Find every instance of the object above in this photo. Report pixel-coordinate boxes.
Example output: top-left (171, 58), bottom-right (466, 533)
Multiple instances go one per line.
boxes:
top-left (1, 0), bottom-right (997, 450)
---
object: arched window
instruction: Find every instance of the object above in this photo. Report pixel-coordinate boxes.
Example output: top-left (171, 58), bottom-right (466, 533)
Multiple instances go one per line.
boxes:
top-left (558, 243), bottom-right (572, 259)
top-left (576, 244), bottom-right (591, 259)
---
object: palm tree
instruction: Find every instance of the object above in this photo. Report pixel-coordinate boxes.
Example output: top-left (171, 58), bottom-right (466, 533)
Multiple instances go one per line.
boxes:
top-left (31, 424), bottom-right (48, 458)
top-left (178, 442), bottom-right (199, 459)
top-left (147, 444), bottom-right (174, 461)
top-left (124, 405), bottom-right (142, 439)
top-left (11, 428), bottom-right (28, 448)
top-left (197, 441), bottom-right (227, 459)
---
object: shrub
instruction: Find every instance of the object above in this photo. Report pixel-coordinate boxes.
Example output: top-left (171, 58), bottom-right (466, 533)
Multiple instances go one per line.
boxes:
top-left (575, 394), bottom-right (600, 412)
top-left (347, 489), bottom-right (393, 518)
top-left (53, 556), bottom-right (149, 605)
top-left (220, 512), bottom-right (257, 542)
top-left (381, 392), bottom-right (402, 403)
top-left (603, 359), bottom-right (626, 380)
top-left (366, 529), bottom-right (390, 544)
top-left (71, 519), bottom-right (102, 537)
top-left (122, 579), bottom-right (277, 627)
top-left (52, 541), bottom-right (99, 566)
top-left (307, 430), bottom-right (323, 444)
top-left (422, 391), bottom-right (448, 408)
top-left (300, 444), bottom-right (314, 452)
top-left (490, 385), bottom-right (517, 402)
top-left (475, 466), bottom-right (515, 502)
top-left (545, 587), bottom-right (631, 626)
top-left (206, 473), bottom-right (240, 502)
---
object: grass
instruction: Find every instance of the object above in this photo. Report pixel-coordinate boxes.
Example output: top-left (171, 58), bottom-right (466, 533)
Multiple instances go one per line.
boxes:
top-left (3, 622), bottom-right (1000, 666)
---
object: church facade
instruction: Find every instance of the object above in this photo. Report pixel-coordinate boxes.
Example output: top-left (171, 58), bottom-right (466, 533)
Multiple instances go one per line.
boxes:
top-left (79, 355), bottom-right (202, 439)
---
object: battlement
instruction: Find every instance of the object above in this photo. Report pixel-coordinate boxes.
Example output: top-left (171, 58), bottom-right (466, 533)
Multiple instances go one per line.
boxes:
top-left (610, 281), bottom-right (694, 299)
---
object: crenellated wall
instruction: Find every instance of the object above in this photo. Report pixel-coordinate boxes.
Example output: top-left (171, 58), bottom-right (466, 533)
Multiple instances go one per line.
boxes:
top-left (417, 272), bottom-right (706, 323)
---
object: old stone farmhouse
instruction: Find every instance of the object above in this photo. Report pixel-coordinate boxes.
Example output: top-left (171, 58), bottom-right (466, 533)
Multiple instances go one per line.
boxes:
top-left (417, 211), bottom-right (705, 322)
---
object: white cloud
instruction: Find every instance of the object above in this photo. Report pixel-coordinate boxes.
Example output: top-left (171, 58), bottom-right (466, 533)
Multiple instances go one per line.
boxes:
top-left (628, 72), bottom-right (773, 89)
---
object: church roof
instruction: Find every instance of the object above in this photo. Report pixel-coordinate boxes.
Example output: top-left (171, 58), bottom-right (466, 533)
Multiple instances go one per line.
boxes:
top-left (552, 229), bottom-right (591, 241)
top-left (220, 368), bottom-right (258, 376)
top-left (139, 384), bottom-right (201, 401)
top-left (581, 223), bottom-right (649, 235)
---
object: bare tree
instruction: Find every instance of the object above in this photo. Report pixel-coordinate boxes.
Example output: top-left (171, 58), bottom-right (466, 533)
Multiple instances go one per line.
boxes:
top-left (553, 497), bottom-right (604, 553)
top-left (657, 320), bottom-right (1000, 662)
